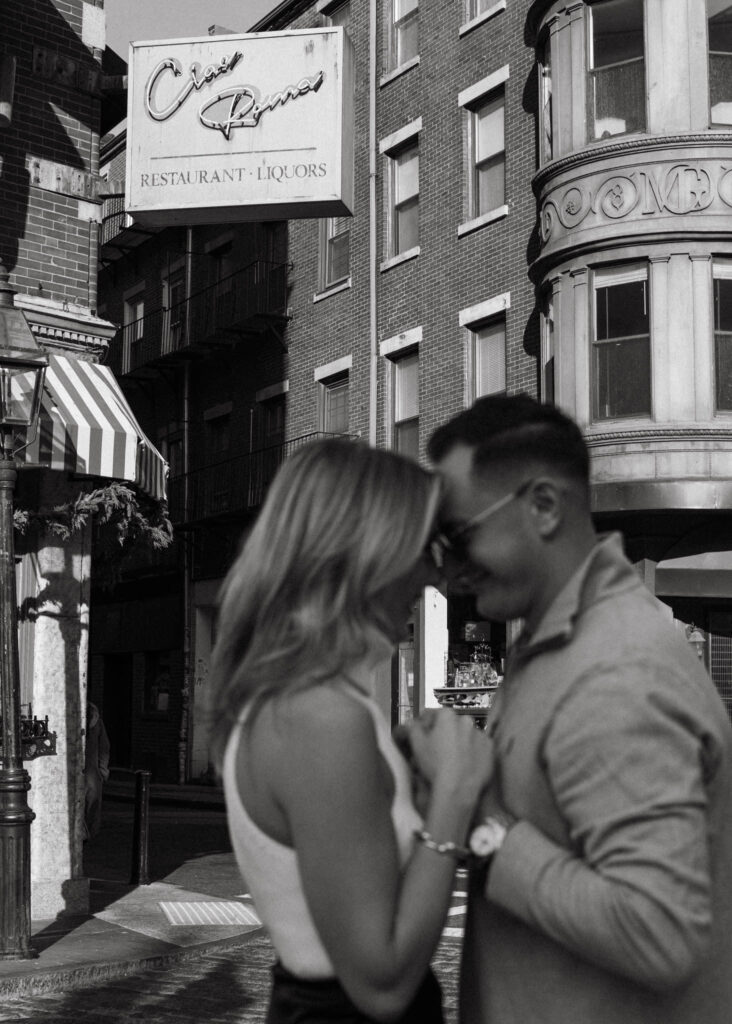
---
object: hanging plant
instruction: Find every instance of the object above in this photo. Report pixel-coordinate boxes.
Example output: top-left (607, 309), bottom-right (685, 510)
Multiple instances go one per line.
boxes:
top-left (14, 482), bottom-right (174, 588)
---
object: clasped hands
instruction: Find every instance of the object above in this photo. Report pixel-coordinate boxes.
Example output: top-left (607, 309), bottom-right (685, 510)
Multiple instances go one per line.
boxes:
top-left (394, 709), bottom-right (496, 819)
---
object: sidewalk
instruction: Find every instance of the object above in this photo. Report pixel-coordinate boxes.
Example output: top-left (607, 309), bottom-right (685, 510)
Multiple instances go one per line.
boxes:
top-left (0, 786), bottom-right (262, 998)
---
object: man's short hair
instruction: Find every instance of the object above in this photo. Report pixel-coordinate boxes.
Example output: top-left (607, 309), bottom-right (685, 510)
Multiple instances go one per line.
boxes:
top-left (428, 394), bottom-right (590, 485)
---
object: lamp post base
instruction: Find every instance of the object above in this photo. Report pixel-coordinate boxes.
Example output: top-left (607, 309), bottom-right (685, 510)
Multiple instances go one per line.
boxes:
top-left (0, 766), bottom-right (37, 959)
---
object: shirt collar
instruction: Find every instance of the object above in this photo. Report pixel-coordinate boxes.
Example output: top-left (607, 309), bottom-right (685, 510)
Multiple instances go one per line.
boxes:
top-left (514, 532), bottom-right (641, 658)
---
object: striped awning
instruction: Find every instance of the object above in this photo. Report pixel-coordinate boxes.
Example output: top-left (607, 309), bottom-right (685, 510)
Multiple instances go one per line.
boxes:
top-left (17, 355), bottom-right (168, 502)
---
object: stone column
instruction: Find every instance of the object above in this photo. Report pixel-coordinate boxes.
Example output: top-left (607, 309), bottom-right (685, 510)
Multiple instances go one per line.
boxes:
top-left (25, 481), bottom-right (91, 920)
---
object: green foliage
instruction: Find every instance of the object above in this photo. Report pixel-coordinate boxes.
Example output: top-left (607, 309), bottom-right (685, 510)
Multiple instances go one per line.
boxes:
top-left (14, 482), bottom-right (174, 588)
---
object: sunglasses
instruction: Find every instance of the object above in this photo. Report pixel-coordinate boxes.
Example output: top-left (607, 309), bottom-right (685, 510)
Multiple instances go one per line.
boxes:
top-left (426, 479), bottom-right (534, 570)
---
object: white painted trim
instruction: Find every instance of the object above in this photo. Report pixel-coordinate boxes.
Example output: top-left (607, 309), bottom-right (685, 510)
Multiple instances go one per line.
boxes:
top-left (379, 55), bottom-right (420, 88)
top-left (380, 246), bottom-right (420, 273)
top-left (459, 291), bottom-right (511, 327)
top-left (713, 260), bottom-right (732, 280)
top-left (459, 0), bottom-right (506, 37)
top-left (457, 205), bottom-right (509, 237)
top-left (458, 64), bottom-right (510, 108)
top-left (123, 281), bottom-right (145, 302)
top-left (592, 263), bottom-right (647, 289)
top-left (379, 325), bottom-right (423, 357)
top-left (314, 355), bottom-right (353, 381)
top-left (313, 278), bottom-right (352, 303)
top-left (203, 231), bottom-right (234, 253)
top-left (203, 401), bottom-right (233, 421)
top-left (379, 117), bottom-right (423, 155)
top-left (255, 380), bottom-right (289, 402)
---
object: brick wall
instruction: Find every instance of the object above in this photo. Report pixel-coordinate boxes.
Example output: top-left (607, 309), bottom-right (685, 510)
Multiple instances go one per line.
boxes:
top-left (1, 0), bottom-right (103, 309)
top-left (267, 0), bottom-right (541, 461)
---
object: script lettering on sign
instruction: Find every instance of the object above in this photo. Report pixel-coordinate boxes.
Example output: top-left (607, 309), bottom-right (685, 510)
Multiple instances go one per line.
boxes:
top-left (144, 53), bottom-right (325, 138)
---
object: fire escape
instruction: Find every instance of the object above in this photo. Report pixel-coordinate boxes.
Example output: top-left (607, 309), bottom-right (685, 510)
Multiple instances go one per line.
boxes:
top-left (100, 193), bottom-right (346, 577)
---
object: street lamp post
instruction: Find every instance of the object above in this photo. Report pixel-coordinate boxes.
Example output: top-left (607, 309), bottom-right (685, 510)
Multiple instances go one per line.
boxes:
top-left (0, 263), bottom-right (47, 959)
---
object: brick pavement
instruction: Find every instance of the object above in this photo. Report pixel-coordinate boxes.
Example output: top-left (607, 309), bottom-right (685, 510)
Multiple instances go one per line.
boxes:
top-left (0, 933), bottom-right (461, 1023)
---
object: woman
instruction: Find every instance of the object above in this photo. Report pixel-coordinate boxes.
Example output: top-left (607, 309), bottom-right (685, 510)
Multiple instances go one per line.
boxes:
top-left (210, 438), bottom-right (491, 1024)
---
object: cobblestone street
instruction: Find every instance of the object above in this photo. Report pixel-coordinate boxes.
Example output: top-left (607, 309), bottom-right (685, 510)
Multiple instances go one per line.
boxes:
top-left (0, 934), bottom-right (460, 1023)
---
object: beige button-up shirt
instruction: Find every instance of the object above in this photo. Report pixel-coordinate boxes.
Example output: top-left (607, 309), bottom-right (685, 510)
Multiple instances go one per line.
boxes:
top-left (461, 533), bottom-right (732, 1024)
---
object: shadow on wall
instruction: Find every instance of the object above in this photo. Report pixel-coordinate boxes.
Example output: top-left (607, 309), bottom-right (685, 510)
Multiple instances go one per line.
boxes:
top-left (1, 0), bottom-right (108, 272)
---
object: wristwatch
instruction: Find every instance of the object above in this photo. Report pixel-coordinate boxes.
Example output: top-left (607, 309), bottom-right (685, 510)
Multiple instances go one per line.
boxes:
top-left (467, 810), bottom-right (516, 862)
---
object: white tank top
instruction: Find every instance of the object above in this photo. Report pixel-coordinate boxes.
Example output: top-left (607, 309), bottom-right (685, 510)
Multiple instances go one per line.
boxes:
top-left (222, 682), bottom-right (423, 979)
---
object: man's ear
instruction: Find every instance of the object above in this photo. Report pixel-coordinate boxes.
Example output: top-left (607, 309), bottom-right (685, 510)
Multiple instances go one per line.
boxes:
top-left (526, 477), bottom-right (563, 537)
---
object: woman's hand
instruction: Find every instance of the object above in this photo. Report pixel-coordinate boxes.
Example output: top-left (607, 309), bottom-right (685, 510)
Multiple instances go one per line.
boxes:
top-left (402, 709), bottom-right (495, 800)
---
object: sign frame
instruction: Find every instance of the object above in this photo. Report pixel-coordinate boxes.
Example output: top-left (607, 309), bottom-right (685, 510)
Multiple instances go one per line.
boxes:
top-left (125, 27), bottom-right (354, 227)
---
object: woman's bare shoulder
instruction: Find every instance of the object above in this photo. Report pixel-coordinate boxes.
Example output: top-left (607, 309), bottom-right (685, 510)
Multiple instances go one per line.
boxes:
top-left (256, 683), bottom-right (378, 774)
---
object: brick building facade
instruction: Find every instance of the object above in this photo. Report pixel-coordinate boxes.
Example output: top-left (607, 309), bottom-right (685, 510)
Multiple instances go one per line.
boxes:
top-left (1, 1), bottom-right (163, 917)
top-left (97, 0), bottom-right (732, 783)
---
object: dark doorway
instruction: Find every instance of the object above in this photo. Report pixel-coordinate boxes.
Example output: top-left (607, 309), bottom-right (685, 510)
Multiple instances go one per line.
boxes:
top-left (102, 654), bottom-right (133, 770)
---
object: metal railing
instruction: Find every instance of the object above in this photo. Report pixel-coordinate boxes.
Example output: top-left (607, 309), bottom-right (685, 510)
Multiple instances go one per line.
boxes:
top-left (168, 432), bottom-right (356, 524)
top-left (106, 260), bottom-right (289, 375)
top-left (100, 195), bottom-right (127, 245)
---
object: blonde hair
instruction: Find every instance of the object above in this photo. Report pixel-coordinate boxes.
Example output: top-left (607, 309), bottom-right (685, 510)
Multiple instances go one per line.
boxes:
top-left (208, 438), bottom-right (439, 767)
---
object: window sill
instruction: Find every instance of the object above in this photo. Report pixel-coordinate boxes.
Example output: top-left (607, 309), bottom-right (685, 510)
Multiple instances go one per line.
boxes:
top-left (459, 1), bottom-right (506, 38)
top-left (380, 247), bottom-right (420, 273)
top-left (380, 56), bottom-right (420, 88)
top-left (313, 278), bottom-right (352, 303)
top-left (458, 205), bottom-right (509, 238)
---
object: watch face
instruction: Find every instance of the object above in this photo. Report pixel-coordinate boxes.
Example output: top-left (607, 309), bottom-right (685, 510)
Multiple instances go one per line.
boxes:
top-left (469, 818), bottom-right (507, 857)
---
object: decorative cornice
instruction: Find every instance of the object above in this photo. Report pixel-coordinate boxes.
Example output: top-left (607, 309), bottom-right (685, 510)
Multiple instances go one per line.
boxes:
top-left (586, 427), bottom-right (732, 448)
top-left (533, 133), bottom-right (732, 195)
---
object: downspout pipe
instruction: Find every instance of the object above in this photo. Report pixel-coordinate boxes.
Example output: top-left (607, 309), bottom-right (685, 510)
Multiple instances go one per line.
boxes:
top-left (179, 228), bottom-right (193, 785)
top-left (368, 0), bottom-right (378, 446)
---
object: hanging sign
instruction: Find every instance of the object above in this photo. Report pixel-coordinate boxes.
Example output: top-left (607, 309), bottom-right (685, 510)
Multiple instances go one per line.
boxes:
top-left (126, 28), bottom-right (353, 226)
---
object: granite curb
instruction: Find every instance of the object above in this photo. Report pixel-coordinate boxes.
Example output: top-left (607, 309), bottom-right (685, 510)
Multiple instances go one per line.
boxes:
top-left (0, 925), bottom-right (265, 998)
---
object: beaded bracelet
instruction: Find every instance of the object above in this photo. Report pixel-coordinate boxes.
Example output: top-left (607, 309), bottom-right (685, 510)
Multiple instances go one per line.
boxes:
top-left (413, 828), bottom-right (470, 862)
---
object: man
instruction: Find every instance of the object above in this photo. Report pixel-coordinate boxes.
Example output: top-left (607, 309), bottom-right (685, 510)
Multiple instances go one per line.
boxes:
top-left (426, 394), bottom-right (732, 1023)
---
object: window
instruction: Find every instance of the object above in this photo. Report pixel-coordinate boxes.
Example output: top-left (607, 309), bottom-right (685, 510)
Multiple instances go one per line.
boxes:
top-left (320, 215), bottom-right (350, 290)
top-left (709, 2), bottom-right (732, 124)
top-left (210, 243), bottom-right (235, 327)
top-left (143, 651), bottom-right (172, 715)
top-left (160, 431), bottom-right (184, 478)
top-left (470, 89), bottom-right (505, 217)
top-left (541, 292), bottom-right (555, 403)
top-left (325, 0), bottom-right (351, 34)
top-left (389, 141), bottom-right (419, 256)
top-left (539, 35), bottom-right (553, 164)
top-left (391, 0), bottom-right (418, 68)
top-left (714, 265), bottom-right (732, 410)
top-left (122, 289), bottom-right (144, 374)
top-left (162, 266), bottom-right (186, 354)
top-left (587, 0), bottom-right (646, 141)
top-left (394, 351), bottom-right (419, 458)
top-left (472, 319), bottom-right (506, 399)
top-left (592, 265), bottom-right (650, 421)
top-left (260, 395), bottom-right (286, 447)
top-left (321, 372), bottom-right (350, 433)
top-left (204, 410), bottom-right (232, 514)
